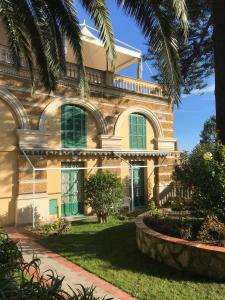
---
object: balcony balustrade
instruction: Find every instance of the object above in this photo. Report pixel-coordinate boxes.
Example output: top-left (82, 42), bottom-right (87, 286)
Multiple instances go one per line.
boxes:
top-left (0, 45), bottom-right (164, 98)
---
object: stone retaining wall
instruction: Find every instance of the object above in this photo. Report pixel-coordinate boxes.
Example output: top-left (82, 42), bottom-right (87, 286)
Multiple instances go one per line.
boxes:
top-left (135, 216), bottom-right (225, 281)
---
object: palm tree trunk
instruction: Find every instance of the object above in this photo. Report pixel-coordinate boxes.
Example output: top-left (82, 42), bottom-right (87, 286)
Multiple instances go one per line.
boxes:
top-left (212, 0), bottom-right (225, 145)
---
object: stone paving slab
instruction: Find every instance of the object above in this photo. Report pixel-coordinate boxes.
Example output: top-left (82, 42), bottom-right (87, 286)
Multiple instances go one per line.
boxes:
top-left (5, 227), bottom-right (137, 300)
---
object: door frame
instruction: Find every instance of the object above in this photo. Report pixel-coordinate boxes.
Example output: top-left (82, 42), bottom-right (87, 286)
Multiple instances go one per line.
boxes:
top-left (130, 161), bottom-right (145, 208)
top-left (61, 162), bottom-right (84, 217)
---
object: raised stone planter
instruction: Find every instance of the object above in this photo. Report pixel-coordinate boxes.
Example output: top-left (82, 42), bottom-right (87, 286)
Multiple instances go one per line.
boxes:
top-left (135, 215), bottom-right (225, 281)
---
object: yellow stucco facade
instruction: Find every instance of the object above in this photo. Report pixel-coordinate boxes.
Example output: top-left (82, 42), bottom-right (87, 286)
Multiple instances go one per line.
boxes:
top-left (0, 24), bottom-right (178, 226)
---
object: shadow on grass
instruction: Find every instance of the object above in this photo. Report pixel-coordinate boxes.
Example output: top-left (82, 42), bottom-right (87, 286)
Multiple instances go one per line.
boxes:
top-left (38, 220), bottom-right (219, 284)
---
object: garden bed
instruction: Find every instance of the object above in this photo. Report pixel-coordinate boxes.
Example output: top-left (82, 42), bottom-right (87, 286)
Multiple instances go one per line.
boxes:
top-left (144, 214), bottom-right (202, 242)
top-left (135, 215), bottom-right (225, 281)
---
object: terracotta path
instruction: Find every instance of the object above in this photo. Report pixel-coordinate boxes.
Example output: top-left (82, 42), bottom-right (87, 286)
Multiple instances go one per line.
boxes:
top-left (5, 227), bottom-right (136, 300)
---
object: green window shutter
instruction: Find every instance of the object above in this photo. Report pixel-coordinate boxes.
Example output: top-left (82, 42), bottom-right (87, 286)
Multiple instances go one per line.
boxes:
top-left (49, 199), bottom-right (58, 215)
top-left (142, 116), bottom-right (146, 149)
top-left (61, 105), bottom-right (86, 148)
top-left (129, 113), bottom-right (146, 149)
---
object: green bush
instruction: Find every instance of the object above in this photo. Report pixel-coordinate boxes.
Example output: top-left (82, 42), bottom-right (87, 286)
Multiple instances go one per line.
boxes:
top-left (170, 197), bottom-right (185, 212)
top-left (173, 142), bottom-right (225, 221)
top-left (0, 231), bottom-right (113, 299)
top-left (36, 218), bottom-right (71, 236)
top-left (85, 171), bottom-right (124, 223)
top-left (148, 201), bottom-right (160, 216)
top-left (197, 215), bottom-right (225, 246)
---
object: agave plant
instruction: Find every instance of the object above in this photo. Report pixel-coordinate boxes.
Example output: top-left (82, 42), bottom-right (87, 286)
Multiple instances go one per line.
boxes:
top-left (0, 231), bottom-right (113, 299)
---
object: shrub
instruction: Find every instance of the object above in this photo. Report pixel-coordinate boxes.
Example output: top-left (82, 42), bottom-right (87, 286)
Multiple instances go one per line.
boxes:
top-left (173, 142), bottom-right (225, 221)
top-left (35, 218), bottom-right (71, 236)
top-left (197, 215), bottom-right (225, 246)
top-left (85, 172), bottom-right (124, 223)
top-left (148, 201), bottom-right (160, 216)
top-left (179, 225), bottom-right (192, 240)
top-left (170, 197), bottom-right (185, 212)
top-left (0, 231), bottom-right (113, 299)
top-left (0, 231), bottom-right (23, 278)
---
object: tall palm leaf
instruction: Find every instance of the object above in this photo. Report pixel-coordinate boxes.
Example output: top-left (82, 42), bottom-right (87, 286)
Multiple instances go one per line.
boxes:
top-left (117, 0), bottom-right (188, 105)
top-left (0, 0), bottom-right (115, 95)
top-left (80, 0), bottom-right (116, 68)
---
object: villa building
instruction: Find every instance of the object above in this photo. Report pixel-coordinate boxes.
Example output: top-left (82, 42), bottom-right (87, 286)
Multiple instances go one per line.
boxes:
top-left (0, 22), bottom-right (178, 226)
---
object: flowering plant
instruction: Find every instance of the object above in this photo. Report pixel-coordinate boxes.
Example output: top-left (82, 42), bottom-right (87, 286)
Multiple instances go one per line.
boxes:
top-left (203, 152), bottom-right (213, 161)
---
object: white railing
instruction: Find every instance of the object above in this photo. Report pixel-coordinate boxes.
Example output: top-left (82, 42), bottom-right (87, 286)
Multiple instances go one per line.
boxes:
top-left (0, 45), bottom-right (164, 97)
top-left (113, 75), bottom-right (163, 97)
top-left (66, 62), bottom-right (105, 85)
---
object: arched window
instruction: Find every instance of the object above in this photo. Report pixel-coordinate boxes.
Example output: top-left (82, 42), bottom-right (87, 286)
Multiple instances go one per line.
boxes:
top-left (61, 104), bottom-right (86, 148)
top-left (129, 113), bottom-right (146, 149)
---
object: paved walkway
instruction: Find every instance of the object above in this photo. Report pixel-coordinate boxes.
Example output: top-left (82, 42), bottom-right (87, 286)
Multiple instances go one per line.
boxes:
top-left (5, 227), bottom-right (136, 300)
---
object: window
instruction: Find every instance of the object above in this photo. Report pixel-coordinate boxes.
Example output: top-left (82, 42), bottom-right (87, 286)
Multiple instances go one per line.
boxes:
top-left (129, 113), bottom-right (146, 149)
top-left (61, 105), bottom-right (86, 148)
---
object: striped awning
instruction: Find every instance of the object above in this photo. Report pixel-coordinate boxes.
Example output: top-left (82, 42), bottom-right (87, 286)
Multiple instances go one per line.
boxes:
top-left (21, 148), bottom-right (178, 158)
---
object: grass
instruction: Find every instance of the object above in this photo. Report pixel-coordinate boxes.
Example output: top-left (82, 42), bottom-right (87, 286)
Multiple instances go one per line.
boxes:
top-left (37, 217), bottom-right (225, 300)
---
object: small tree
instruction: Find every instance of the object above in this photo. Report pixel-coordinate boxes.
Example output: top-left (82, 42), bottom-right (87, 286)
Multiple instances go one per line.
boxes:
top-left (173, 142), bottom-right (225, 221)
top-left (85, 172), bottom-right (124, 223)
top-left (200, 115), bottom-right (217, 144)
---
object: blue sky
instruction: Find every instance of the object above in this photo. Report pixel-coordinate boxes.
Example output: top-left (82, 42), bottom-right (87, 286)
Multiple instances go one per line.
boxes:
top-left (76, 1), bottom-right (215, 152)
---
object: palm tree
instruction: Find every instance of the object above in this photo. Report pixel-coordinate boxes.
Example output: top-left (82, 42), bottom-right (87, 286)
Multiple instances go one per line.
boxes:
top-left (117, 0), bottom-right (188, 104)
top-left (0, 0), bottom-right (188, 102)
top-left (0, 0), bottom-right (115, 95)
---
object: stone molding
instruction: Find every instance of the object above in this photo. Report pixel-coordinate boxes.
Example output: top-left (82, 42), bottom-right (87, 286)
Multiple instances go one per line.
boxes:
top-left (39, 97), bottom-right (108, 135)
top-left (157, 137), bottom-right (177, 151)
top-left (99, 135), bottom-right (122, 150)
top-left (3, 83), bottom-right (171, 109)
top-left (114, 105), bottom-right (163, 139)
top-left (17, 129), bottom-right (49, 148)
top-left (0, 87), bottom-right (30, 129)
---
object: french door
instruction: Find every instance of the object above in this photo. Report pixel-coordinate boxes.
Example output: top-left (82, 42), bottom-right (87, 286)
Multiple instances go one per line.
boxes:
top-left (61, 162), bottom-right (84, 216)
top-left (131, 162), bottom-right (145, 207)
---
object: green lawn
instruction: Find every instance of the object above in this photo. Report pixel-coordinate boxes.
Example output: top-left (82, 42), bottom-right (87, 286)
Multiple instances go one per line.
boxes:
top-left (37, 217), bottom-right (225, 300)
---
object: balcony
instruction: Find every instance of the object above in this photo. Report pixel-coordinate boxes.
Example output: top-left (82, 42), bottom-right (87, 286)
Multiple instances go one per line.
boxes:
top-left (0, 45), bottom-right (164, 98)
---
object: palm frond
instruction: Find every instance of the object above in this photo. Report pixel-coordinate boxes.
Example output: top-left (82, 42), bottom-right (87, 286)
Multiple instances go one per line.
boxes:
top-left (117, 0), bottom-right (188, 105)
top-left (171, 0), bottom-right (188, 39)
top-left (45, 0), bottom-right (88, 96)
top-left (149, 1), bottom-right (182, 104)
top-left (5, 0), bottom-right (59, 91)
top-left (80, 0), bottom-right (116, 68)
top-left (0, 0), bottom-right (88, 94)
top-left (0, 0), bottom-right (37, 88)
